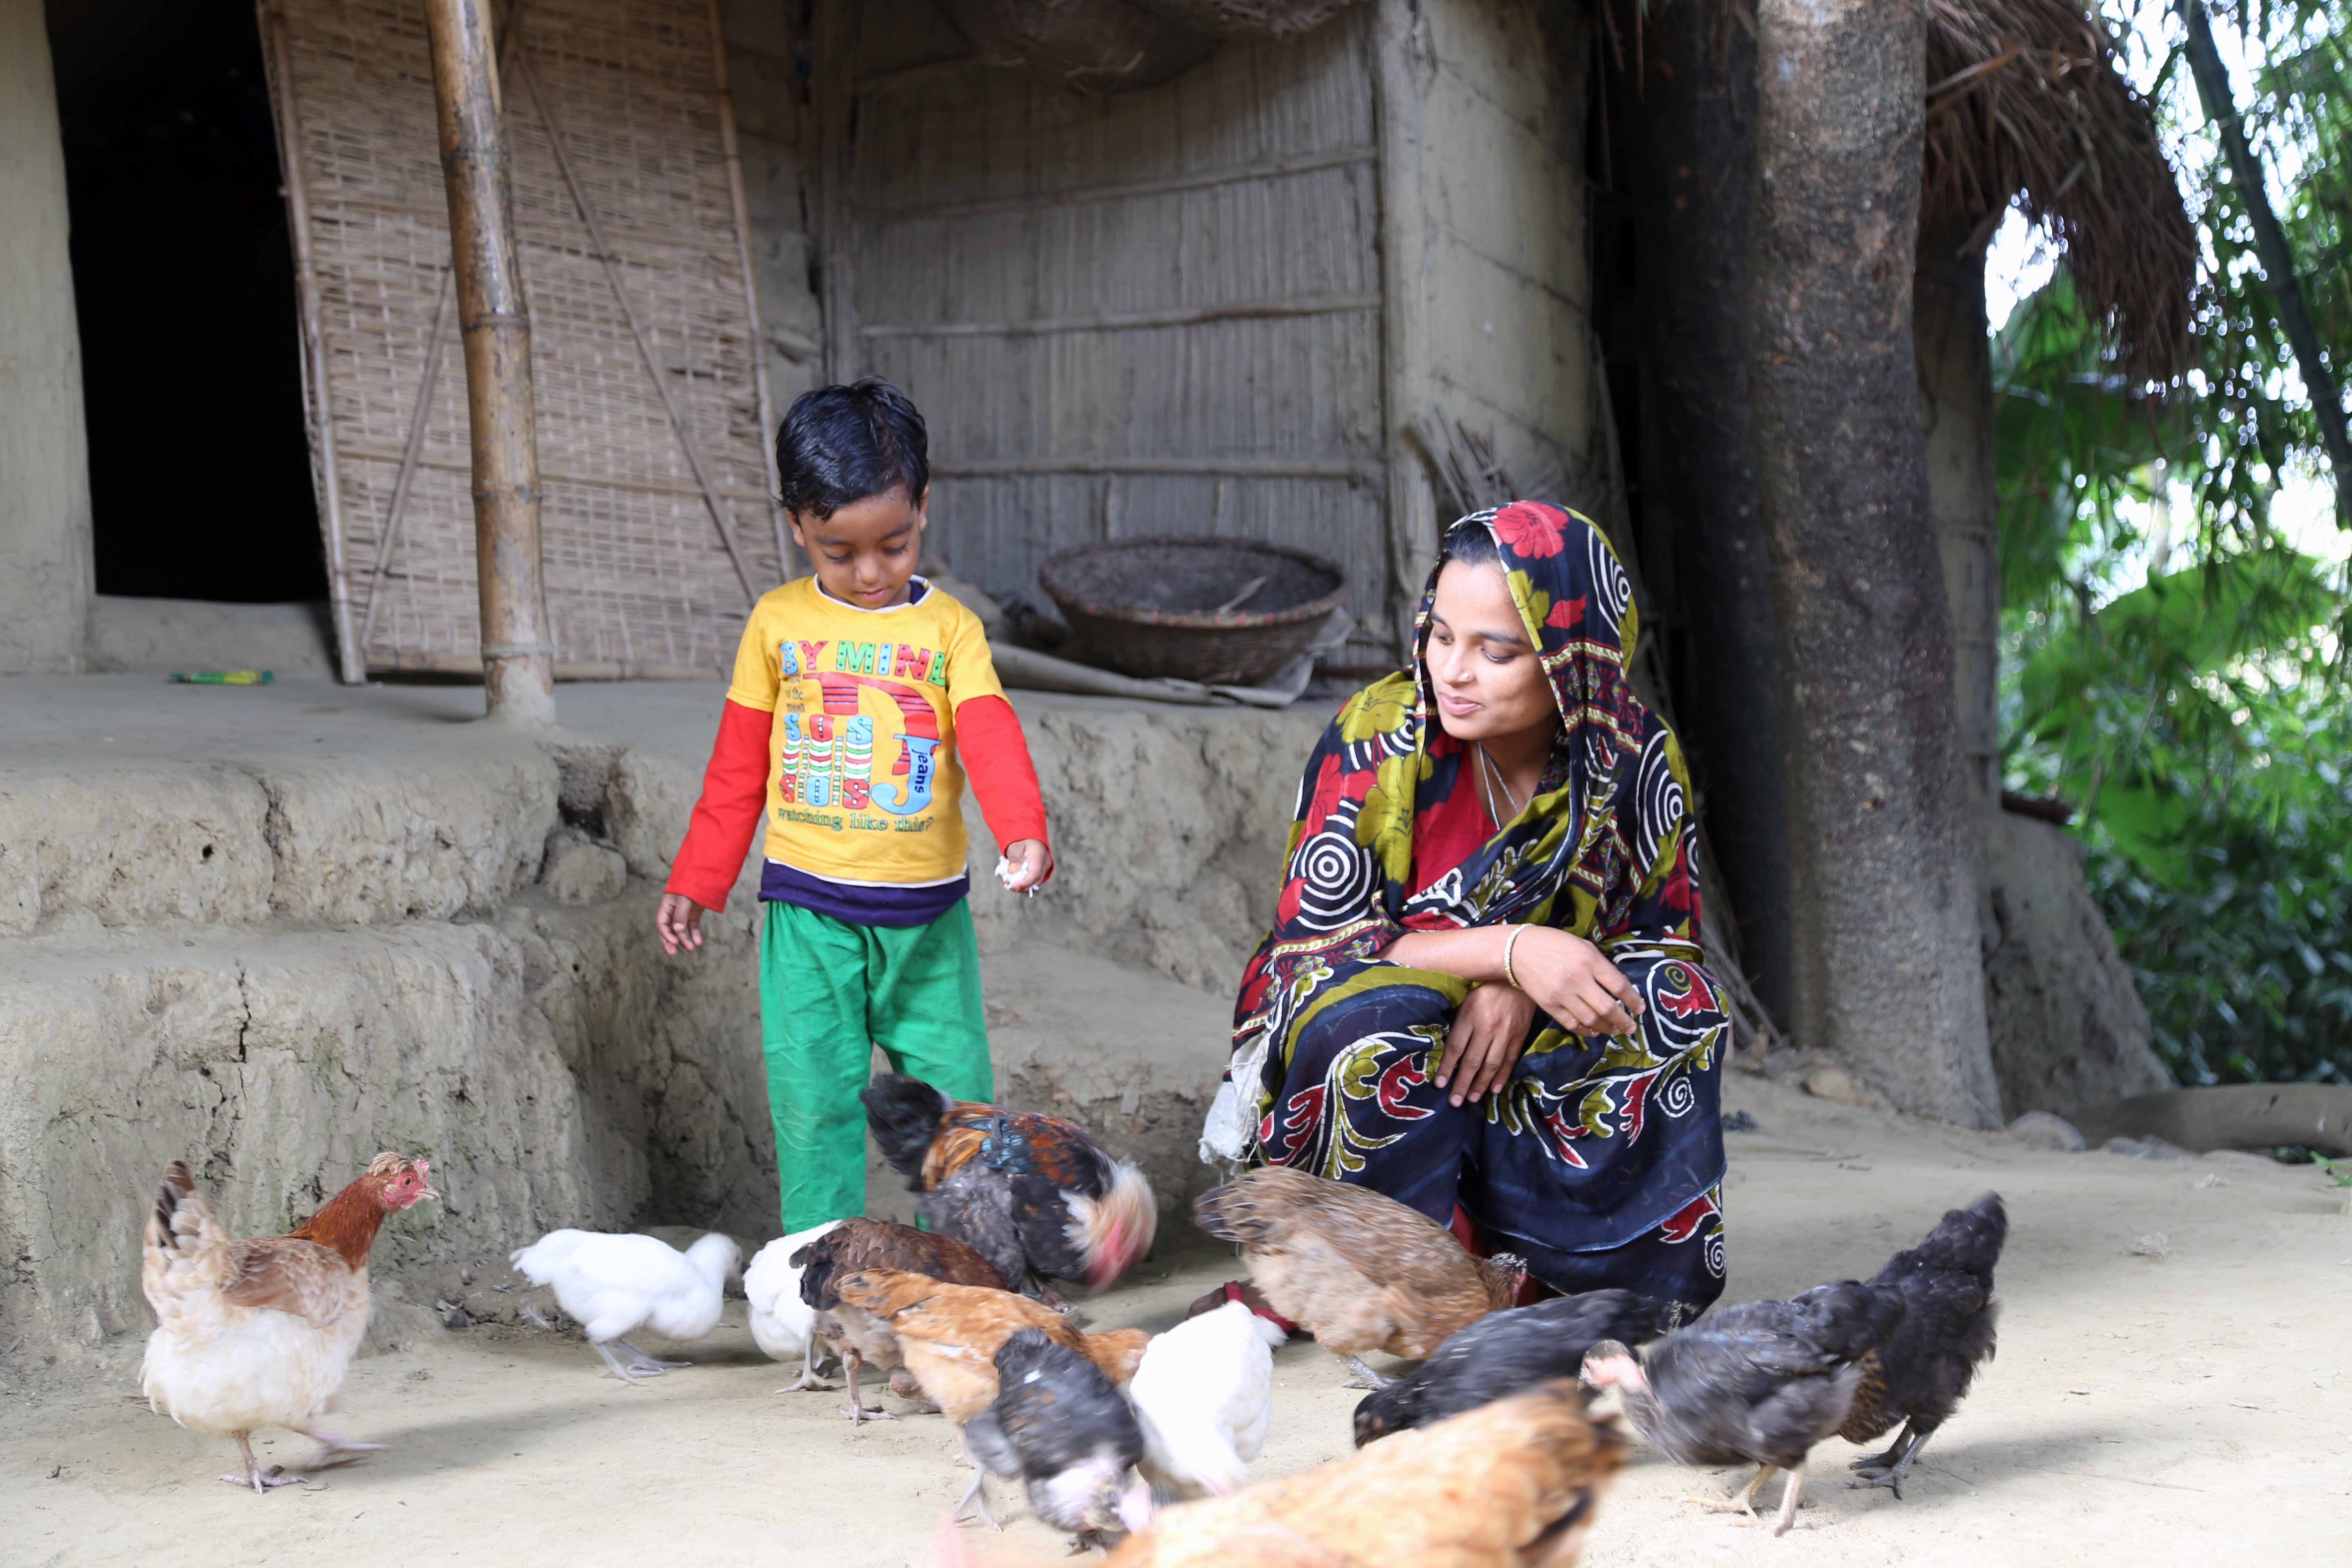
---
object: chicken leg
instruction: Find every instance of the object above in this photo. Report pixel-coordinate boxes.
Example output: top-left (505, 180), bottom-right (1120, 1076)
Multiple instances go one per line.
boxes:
top-left (1336, 1352), bottom-right (1392, 1390)
top-left (1769, 1461), bottom-right (1808, 1536)
top-left (220, 1432), bottom-right (301, 1494)
top-left (294, 1425), bottom-right (387, 1471)
top-left (953, 1457), bottom-right (1001, 1530)
top-left (593, 1339), bottom-right (661, 1384)
top-left (1690, 1463), bottom-right (1774, 1520)
top-left (615, 1337), bottom-right (691, 1372)
top-left (777, 1338), bottom-right (834, 1394)
top-left (1850, 1422), bottom-right (1933, 1499)
top-left (839, 1352), bottom-right (896, 1423)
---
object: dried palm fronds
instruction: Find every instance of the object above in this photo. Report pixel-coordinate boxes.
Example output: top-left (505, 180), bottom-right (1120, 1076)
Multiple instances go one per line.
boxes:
top-left (1923, 0), bottom-right (2196, 379)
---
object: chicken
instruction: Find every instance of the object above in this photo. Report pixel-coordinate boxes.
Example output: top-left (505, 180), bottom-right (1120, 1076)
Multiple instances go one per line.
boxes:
top-left (1354, 1289), bottom-right (1664, 1447)
top-left (791, 1217), bottom-right (1013, 1422)
top-left (1128, 1298), bottom-right (1286, 1498)
top-left (139, 1153), bottom-right (439, 1492)
top-left (1580, 1280), bottom-right (1906, 1535)
top-left (744, 1220), bottom-right (842, 1392)
top-left (1100, 1381), bottom-right (1626, 1568)
top-left (963, 1327), bottom-right (1154, 1544)
top-left (833, 1269), bottom-right (1150, 1425)
top-left (508, 1228), bottom-right (741, 1383)
top-left (1192, 1165), bottom-right (1525, 1389)
top-left (863, 1072), bottom-right (1158, 1297)
top-left (1838, 1192), bottom-right (2006, 1497)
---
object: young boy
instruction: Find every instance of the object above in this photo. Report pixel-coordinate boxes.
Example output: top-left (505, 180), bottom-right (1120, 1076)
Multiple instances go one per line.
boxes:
top-left (655, 377), bottom-right (1052, 1233)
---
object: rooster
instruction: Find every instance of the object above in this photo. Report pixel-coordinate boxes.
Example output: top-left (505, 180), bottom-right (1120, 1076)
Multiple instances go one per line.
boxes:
top-left (1128, 1297), bottom-right (1287, 1498)
top-left (1193, 1165), bottom-right (1524, 1390)
top-left (1101, 1381), bottom-right (1627, 1568)
top-left (862, 1073), bottom-right (1157, 1298)
top-left (1581, 1280), bottom-right (1906, 1535)
top-left (744, 1220), bottom-right (841, 1392)
top-left (1839, 1192), bottom-right (2006, 1498)
top-left (1353, 1290), bottom-right (1666, 1447)
top-left (963, 1327), bottom-right (1155, 1544)
top-left (791, 1217), bottom-right (1013, 1422)
top-left (139, 1153), bottom-right (439, 1493)
top-left (508, 1229), bottom-right (741, 1383)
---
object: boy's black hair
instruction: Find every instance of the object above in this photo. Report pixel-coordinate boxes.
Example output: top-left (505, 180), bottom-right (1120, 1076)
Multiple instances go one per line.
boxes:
top-left (1438, 515), bottom-right (1501, 569)
top-left (775, 376), bottom-right (931, 521)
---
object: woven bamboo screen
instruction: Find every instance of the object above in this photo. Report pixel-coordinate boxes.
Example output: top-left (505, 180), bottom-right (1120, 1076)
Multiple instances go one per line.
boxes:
top-left (839, 9), bottom-right (1394, 665)
top-left (259, 0), bottom-right (786, 682)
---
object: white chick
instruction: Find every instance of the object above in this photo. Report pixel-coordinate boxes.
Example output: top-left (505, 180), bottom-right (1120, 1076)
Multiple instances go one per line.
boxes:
top-left (1127, 1298), bottom-right (1286, 1497)
top-left (743, 1220), bottom-right (841, 1392)
top-left (508, 1228), bottom-right (741, 1383)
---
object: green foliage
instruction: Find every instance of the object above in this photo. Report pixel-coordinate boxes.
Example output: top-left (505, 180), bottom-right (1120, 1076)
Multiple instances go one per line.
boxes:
top-left (1993, 3), bottom-right (2352, 1088)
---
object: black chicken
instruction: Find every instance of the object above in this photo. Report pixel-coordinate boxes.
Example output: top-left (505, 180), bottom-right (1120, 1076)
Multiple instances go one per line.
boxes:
top-left (1839, 1192), bottom-right (2007, 1498)
top-left (1352, 1288), bottom-right (1666, 1447)
top-left (960, 1327), bottom-right (1154, 1546)
top-left (1581, 1280), bottom-right (1905, 1536)
top-left (862, 1073), bottom-right (1157, 1297)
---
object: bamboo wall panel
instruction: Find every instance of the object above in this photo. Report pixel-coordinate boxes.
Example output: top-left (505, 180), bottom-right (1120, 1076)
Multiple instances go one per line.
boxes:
top-left (843, 7), bottom-right (1394, 662)
top-left (263, 0), bottom-right (786, 679)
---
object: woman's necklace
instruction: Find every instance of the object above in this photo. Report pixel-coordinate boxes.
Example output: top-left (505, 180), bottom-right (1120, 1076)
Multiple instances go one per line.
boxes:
top-left (1475, 743), bottom-right (1524, 826)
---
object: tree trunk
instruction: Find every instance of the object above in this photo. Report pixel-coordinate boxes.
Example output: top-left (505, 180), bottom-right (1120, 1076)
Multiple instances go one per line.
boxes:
top-left (423, 0), bottom-right (556, 726)
top-left (1746, 0), bottom-right (1999, 1123)
top-left (1631, 0), bottom-right (1793, 1025)
top-left (1915, 214), bottom-right (2000, 814)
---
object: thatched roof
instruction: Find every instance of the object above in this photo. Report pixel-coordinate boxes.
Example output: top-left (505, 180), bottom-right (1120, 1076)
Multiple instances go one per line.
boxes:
top-left (1923, 0), bottom-right (2196, 379)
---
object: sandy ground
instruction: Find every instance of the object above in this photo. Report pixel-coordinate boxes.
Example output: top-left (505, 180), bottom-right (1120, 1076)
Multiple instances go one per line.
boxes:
top-left (4, 1073), bottom-right (2346, 1567)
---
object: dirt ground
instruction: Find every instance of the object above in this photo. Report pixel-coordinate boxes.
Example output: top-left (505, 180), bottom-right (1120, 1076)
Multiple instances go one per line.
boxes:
top-left (4, 1073), bottom-right (2345, 1567)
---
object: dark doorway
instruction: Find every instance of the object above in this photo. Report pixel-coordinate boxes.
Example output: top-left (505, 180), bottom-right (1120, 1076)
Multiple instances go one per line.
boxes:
top-left (47, 0), bottom-right (325, 603)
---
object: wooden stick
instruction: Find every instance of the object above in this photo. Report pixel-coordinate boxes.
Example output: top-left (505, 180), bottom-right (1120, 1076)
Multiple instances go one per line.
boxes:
top-left (423, 0), bottom-right (556, 724)
top-left (704, 0), bottom-right (795, 581)
top-left (514, 46), bottom-right (757, 603)
top-left (260, 5), bottom-right (362, 685)
top-left (811, 0), bottom-right (858, 383)
top-left (356, 264), bottom-right (455, 655)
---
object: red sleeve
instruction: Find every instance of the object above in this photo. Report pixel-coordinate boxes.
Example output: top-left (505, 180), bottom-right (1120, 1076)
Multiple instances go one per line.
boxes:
top-left (664, 699), bottom-right (772, 911)
top-left (955, 695), bottom-right (1051, 873)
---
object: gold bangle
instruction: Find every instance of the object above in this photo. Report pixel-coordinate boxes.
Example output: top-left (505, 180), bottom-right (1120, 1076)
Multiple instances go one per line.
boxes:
top-left (1501, 924), bottom-right (1525, 990)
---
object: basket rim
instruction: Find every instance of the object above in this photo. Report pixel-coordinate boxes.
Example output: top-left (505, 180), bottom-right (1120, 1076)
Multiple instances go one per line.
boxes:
top-left (1038, 535), bottom-right (1348, 631)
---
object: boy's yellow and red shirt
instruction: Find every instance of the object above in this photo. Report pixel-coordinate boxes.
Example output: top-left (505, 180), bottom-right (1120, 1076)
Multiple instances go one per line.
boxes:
top-left (723, 575), bottom-right (1004, 889)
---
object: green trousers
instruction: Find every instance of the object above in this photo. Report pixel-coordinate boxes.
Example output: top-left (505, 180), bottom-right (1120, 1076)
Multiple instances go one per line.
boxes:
top-left (759, 898), bottom-right (993, 1232)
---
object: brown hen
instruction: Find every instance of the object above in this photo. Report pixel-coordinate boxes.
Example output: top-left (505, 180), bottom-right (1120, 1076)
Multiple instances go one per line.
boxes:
top-left (1102, 1381), bottom-right (1625, 1568)
top-left (791, 1218), bottom-right (1009, 1423)
top-left (832, 1269), bottom-right (1150, 1426)
top-left (1194, 1166), bottom-right (1523, 1389)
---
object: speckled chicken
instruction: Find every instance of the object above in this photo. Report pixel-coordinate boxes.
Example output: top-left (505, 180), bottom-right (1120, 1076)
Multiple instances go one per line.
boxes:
top-left (863, 1074), bottom-right (1158, 1297)
top-left (1193, 1165), bottom-right (1524, 1389)
top-left (963, 1327), bottom-right (1154, 1545)
top-left (1100, 1381), bottom-right (1627, 1568)
top-left (1838, 1192), bottom-right (2006, 1497)
top-left (790, 1217), bottom-right (1010, 1422)
top-left (1581, 1280), bottom-right (1905, 1535)
top-left (1354, 1289), bottom-right (1665, 1446)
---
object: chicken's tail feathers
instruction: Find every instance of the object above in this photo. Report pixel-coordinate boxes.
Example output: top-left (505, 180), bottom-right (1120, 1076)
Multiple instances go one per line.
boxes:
top-left (508, 1230), bottom-right (586, 1284)
top-left (861, 1073), bottom-right (952, 1186)
top-left (145, 1160), bottom-right (217, 1258)
top-left (1067, 1157), bottom-right (1157, 1292)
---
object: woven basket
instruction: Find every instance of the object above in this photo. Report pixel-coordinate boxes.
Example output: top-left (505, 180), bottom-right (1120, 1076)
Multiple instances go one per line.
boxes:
top-left (1039, 537), bottom-right (1346, 686)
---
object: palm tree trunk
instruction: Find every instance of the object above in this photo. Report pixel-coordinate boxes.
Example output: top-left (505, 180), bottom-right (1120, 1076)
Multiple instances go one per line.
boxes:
top-left (1745, 0), bottom-right (2000, 1124)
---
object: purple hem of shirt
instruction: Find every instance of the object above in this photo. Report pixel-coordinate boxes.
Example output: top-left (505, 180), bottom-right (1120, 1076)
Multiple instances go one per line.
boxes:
top-left (760, 858), bottom-right (969, 927)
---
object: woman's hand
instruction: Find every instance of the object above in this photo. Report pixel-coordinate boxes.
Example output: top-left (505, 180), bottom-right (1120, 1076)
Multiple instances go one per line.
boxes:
top-left (656, 891), bottom-right (707, 956)
top-left (1435, 982), bottom-right (1538, 1106)
top-left (999, 838), bottom-right (1054, 892)
top-left (1511, 927), bottom-right (1644, 1037)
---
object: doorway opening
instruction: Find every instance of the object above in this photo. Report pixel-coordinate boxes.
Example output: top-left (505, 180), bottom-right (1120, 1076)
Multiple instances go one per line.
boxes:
top-left (47, 0), bottom-right (325, 604)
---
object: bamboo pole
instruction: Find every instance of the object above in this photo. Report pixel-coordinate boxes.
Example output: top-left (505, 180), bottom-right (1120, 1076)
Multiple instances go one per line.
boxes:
top-left (422, 0), bottom-right (555, 725)
top-left (260, 5), bottom-right (363, 684)
top-left (811, 0), bottom-right (858, 384)
top-left (704, 0), bottom-right (795, 580)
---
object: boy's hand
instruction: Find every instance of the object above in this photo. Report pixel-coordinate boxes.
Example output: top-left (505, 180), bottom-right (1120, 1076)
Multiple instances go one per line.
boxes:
top-left (656, 892), bottom-right (708, 956)
top-left (1000, 839), bottom-right (1054, 893)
